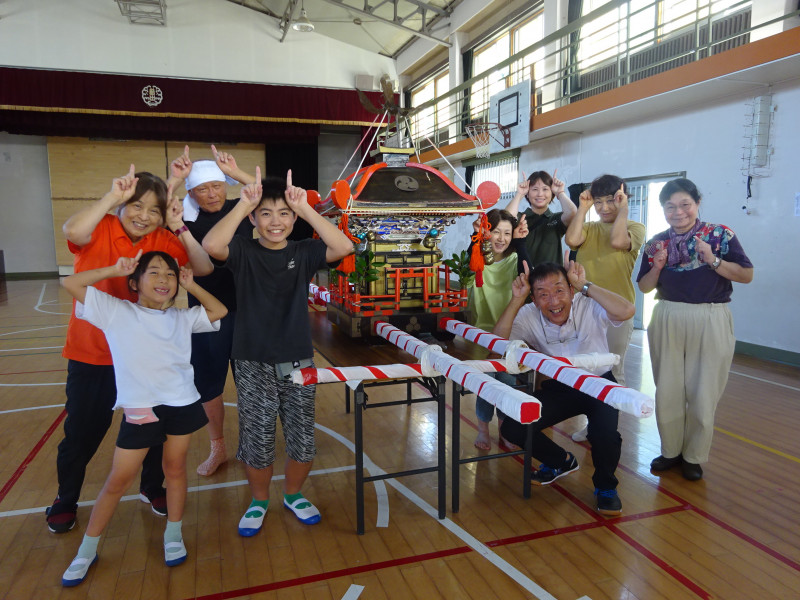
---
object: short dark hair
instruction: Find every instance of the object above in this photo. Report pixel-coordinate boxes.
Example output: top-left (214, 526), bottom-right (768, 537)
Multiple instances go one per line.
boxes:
top-left (527, 171), bottom-right (553, 188)
top-left (590, 174), bottom-right (627, 198)
top-left (659, 178), bottom-right (701, 205)
top-left (255, 176), bottom-right (290, 212)
top-left (118, 172), bottom-right (168, 223)
top-left (128, 251), bottom-right (180, 306)
top-left (529, 261), bottom-right (569, 289)
top-left (486, 208), bottom-right (518, 230)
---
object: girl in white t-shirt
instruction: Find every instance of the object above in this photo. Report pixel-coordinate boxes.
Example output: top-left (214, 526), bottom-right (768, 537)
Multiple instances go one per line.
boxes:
top-left (60, 250), bottom-right (227, 587)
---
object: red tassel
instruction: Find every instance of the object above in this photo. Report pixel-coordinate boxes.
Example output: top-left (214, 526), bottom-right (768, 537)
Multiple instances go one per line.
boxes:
top-left (337, 213), bottom-right (360, 275)
top-left (469, 214), bottom-right (491, 288)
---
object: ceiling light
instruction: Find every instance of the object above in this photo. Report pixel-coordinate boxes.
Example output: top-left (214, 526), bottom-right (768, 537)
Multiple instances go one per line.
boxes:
top-left (292, 8), bottom-right (315, 32)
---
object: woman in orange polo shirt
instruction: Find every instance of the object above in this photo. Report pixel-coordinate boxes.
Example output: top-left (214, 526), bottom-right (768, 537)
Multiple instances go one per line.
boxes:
top-left (46, 165), bottom-right (213, 534)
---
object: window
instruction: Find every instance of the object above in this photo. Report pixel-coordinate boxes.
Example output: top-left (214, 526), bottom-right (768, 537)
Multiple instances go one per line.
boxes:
top-left (470, 8), bottom-right (545, 121)
top-left (472, 155), bottom-right (519, 205)
top-left (577, 0), bottom-right (752, 71)
top-left (410, 70), bottom-right (450, 145)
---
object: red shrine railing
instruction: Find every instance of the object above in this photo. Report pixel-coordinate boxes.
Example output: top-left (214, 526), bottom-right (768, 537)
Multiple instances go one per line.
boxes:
top-left (329, 265), bottom-right (467, 318)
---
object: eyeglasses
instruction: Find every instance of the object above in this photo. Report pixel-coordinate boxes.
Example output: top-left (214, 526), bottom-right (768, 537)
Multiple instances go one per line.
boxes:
top-left (664, 203), bottom-right (695, 214)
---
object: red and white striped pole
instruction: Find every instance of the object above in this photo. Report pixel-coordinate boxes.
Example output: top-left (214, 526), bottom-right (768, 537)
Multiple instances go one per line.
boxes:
top-left (440, 318), bottom-right (654, 418)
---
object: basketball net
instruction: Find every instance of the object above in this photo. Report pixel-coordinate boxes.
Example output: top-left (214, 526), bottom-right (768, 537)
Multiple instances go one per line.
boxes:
top-left (465, 123), bottom-right (508, 159)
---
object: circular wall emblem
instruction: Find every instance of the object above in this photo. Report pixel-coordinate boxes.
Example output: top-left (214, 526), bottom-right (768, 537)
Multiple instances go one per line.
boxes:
top-left (141, 85), bottom-right (163, 107)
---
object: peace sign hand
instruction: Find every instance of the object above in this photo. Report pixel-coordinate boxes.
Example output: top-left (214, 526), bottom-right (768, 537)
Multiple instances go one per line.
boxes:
top-left (113, 249), bottom-right (142, 276)
top-left (511, 261), bottom-right (531, 298)
top-left (284, 169), bottom-right (308, 215)
top-left (211, 144), bottom-right (239, 177)
top-left (550, 169), bottom-right (565, 196)
top-left (613, 184), bottom-right (628, 213)
top-left (516, 171), bottom-right (529, 197)
top-left (170, 145), bottom-right (192, 180)
top-left (109, 164), bottom-right (138, 206)
top-left (240, 167), bottom-right (263, 211)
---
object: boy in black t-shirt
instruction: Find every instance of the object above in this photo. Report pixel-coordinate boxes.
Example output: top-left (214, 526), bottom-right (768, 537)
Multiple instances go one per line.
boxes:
top-left (203, 168), bottom-right (353, 536)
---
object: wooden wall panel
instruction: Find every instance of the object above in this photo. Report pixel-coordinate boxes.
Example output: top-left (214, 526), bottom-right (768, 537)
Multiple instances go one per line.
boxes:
top-left (49, 139), bottom-right (265, 267)
top-left (47, 138), bottom-right (167, 198)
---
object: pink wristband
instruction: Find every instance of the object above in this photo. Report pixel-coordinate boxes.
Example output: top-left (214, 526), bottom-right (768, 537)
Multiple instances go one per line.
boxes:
top-left (173, 224), bottom-right (189, 236)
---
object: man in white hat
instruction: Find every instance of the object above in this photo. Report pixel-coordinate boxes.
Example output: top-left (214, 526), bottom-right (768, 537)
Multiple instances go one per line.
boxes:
top-left (169, 145), bottom-right (255, 475)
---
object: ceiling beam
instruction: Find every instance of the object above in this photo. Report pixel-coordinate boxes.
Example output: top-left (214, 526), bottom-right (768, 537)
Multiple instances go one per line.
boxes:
top-left (319, 0), bottom-right (451, 47)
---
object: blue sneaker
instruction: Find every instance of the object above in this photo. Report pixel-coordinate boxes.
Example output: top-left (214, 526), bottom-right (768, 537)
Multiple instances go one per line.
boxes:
top-left (531, 452), bottom-right (579, 486)
top-left (238, 505), bottom-right (267, 537)
top-left (594, 488), bottom-right (622, 516)
top-left (62, 554), bottom-right (97, 587)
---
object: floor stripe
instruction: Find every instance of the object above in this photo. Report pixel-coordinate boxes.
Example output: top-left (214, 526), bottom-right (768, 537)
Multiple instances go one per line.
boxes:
top-left (569, 432), bottom-right (800, 574)
top-left (189, 547), bottom-right (473, 600)
top-left (0, 465), bottom-right (356, 518)
top-left (714, 425), bottom-right (800, 464)
top-left (315, 423), bottom-right (391, 528)
top-left (729, 369), bottom-right (800, 392)
top-left (0, 325), bottom-right (66, 337)
top-left (0, 369), bottom-right (67, 376)
top-left (0, 404), bottom-right (65, 415)
top-left (340, 584), bottom-right (365, 600)
top-left (0, 346), bottom-right (63, 352)
top-left (0, 410), bottom-right (66, 504)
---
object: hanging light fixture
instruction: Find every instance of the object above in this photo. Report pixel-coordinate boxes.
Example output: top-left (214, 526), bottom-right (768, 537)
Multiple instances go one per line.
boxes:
top-left (292, 0), bottom-right (315, 32)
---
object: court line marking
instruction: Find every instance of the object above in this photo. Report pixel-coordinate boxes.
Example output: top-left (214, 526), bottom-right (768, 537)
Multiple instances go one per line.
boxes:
top-left (714, 426), bottom-right (800, 464)
top-left (314, 425), bottom-right (556, 599)
top-left (0, 325), bottom-right (66, 337)
top-left (729, 369), bottom-right (800, 392)
top-left (34, 284), bottom-right (71, 316)
top-left (0, 346), bottom-right (63, 352)
top-left (341, 584), bottom-right (364, 600)
top-left (0, 466), bottom-right (356, 518)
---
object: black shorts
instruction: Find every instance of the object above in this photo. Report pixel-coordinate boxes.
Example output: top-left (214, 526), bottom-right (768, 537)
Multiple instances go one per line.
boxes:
top-left (116, 401), bottom-right (208, 450)
top-left (191, 311), bottom-right (236, 402)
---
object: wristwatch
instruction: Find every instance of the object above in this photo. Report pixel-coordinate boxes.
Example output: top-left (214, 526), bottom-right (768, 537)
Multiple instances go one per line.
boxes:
top-left (580, 281), bottom-right (593, 296)
top-left (173, 224), bottom-right (189, 236)
top-left (709, 257), bottom-right (721, 270)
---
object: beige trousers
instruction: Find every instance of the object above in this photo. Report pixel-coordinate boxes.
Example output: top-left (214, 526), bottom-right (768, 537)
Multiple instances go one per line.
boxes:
top-left (606, 318), bottom-right (634, 386)
top-left (647, 300), bottom-right (735, 464)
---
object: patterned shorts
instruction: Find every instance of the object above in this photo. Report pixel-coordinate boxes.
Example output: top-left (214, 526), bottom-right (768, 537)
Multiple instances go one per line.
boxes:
top-left (234, 359), bottom-right (317, 469)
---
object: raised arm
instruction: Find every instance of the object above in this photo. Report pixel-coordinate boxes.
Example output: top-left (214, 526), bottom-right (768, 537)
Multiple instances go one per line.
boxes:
top-left (284, 170), bottom-right (354, 263)
top-left (179, 267), bottom-right (228, 323)
top-left (551, 169), bottom-right (577, 226)
top-left (164, 182), bottom-right (214, 276)
top-left (505, 170), bottom-right (527, 215)
top-left (62, 250), bottom-right (142, 304)
top-left (565, 188), bottom-right (592, 248)
top-left (609, 185), bottom-right (632, 250)
top-left (202, 168), bottom-right (263, 261)
top-left (63, 165), bottom-right (138, 247)
top-left (212, 145), bottom-right (256, 185)
top-left (492, 262), bottom-right (530, 339)
top-left (567, 256), bottom-right (634, 322)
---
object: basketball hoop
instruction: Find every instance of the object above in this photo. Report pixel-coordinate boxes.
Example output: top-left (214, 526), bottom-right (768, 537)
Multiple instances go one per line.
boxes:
top-left (466, 122), bottom-right (511, 158)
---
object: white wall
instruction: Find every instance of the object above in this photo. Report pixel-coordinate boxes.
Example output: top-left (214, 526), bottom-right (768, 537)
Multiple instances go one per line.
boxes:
top-left (0, 0), bottom-right (396, 88)
top-left (0, 133), bottom-right (57, 273)
top-left (517, 81), bottom-right (798, 354)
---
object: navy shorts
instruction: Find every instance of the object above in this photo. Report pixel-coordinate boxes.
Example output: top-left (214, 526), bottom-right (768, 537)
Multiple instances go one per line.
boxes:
top-left (191, 311), bottom-right (235, 402)
top-left (116, 401), bottom-right (208, 450)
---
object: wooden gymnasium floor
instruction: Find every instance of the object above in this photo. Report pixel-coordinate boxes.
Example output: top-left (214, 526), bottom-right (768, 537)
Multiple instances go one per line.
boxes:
top-left (0, 276), bottom-right (799, 600)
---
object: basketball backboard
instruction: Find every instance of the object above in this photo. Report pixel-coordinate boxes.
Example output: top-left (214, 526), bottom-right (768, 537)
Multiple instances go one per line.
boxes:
top-left (488, 80), bottom-right (531, 155)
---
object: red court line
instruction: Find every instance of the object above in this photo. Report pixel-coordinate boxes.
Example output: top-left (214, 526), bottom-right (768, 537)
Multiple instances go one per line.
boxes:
top-left (0, 409), bottom-right (66, 504)
top-left (190, 546), bottom-right (472, 600)
top-left (608, 523), bottom-right (712, 600)
top-left (563, 431), bottom-right (800, 574)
